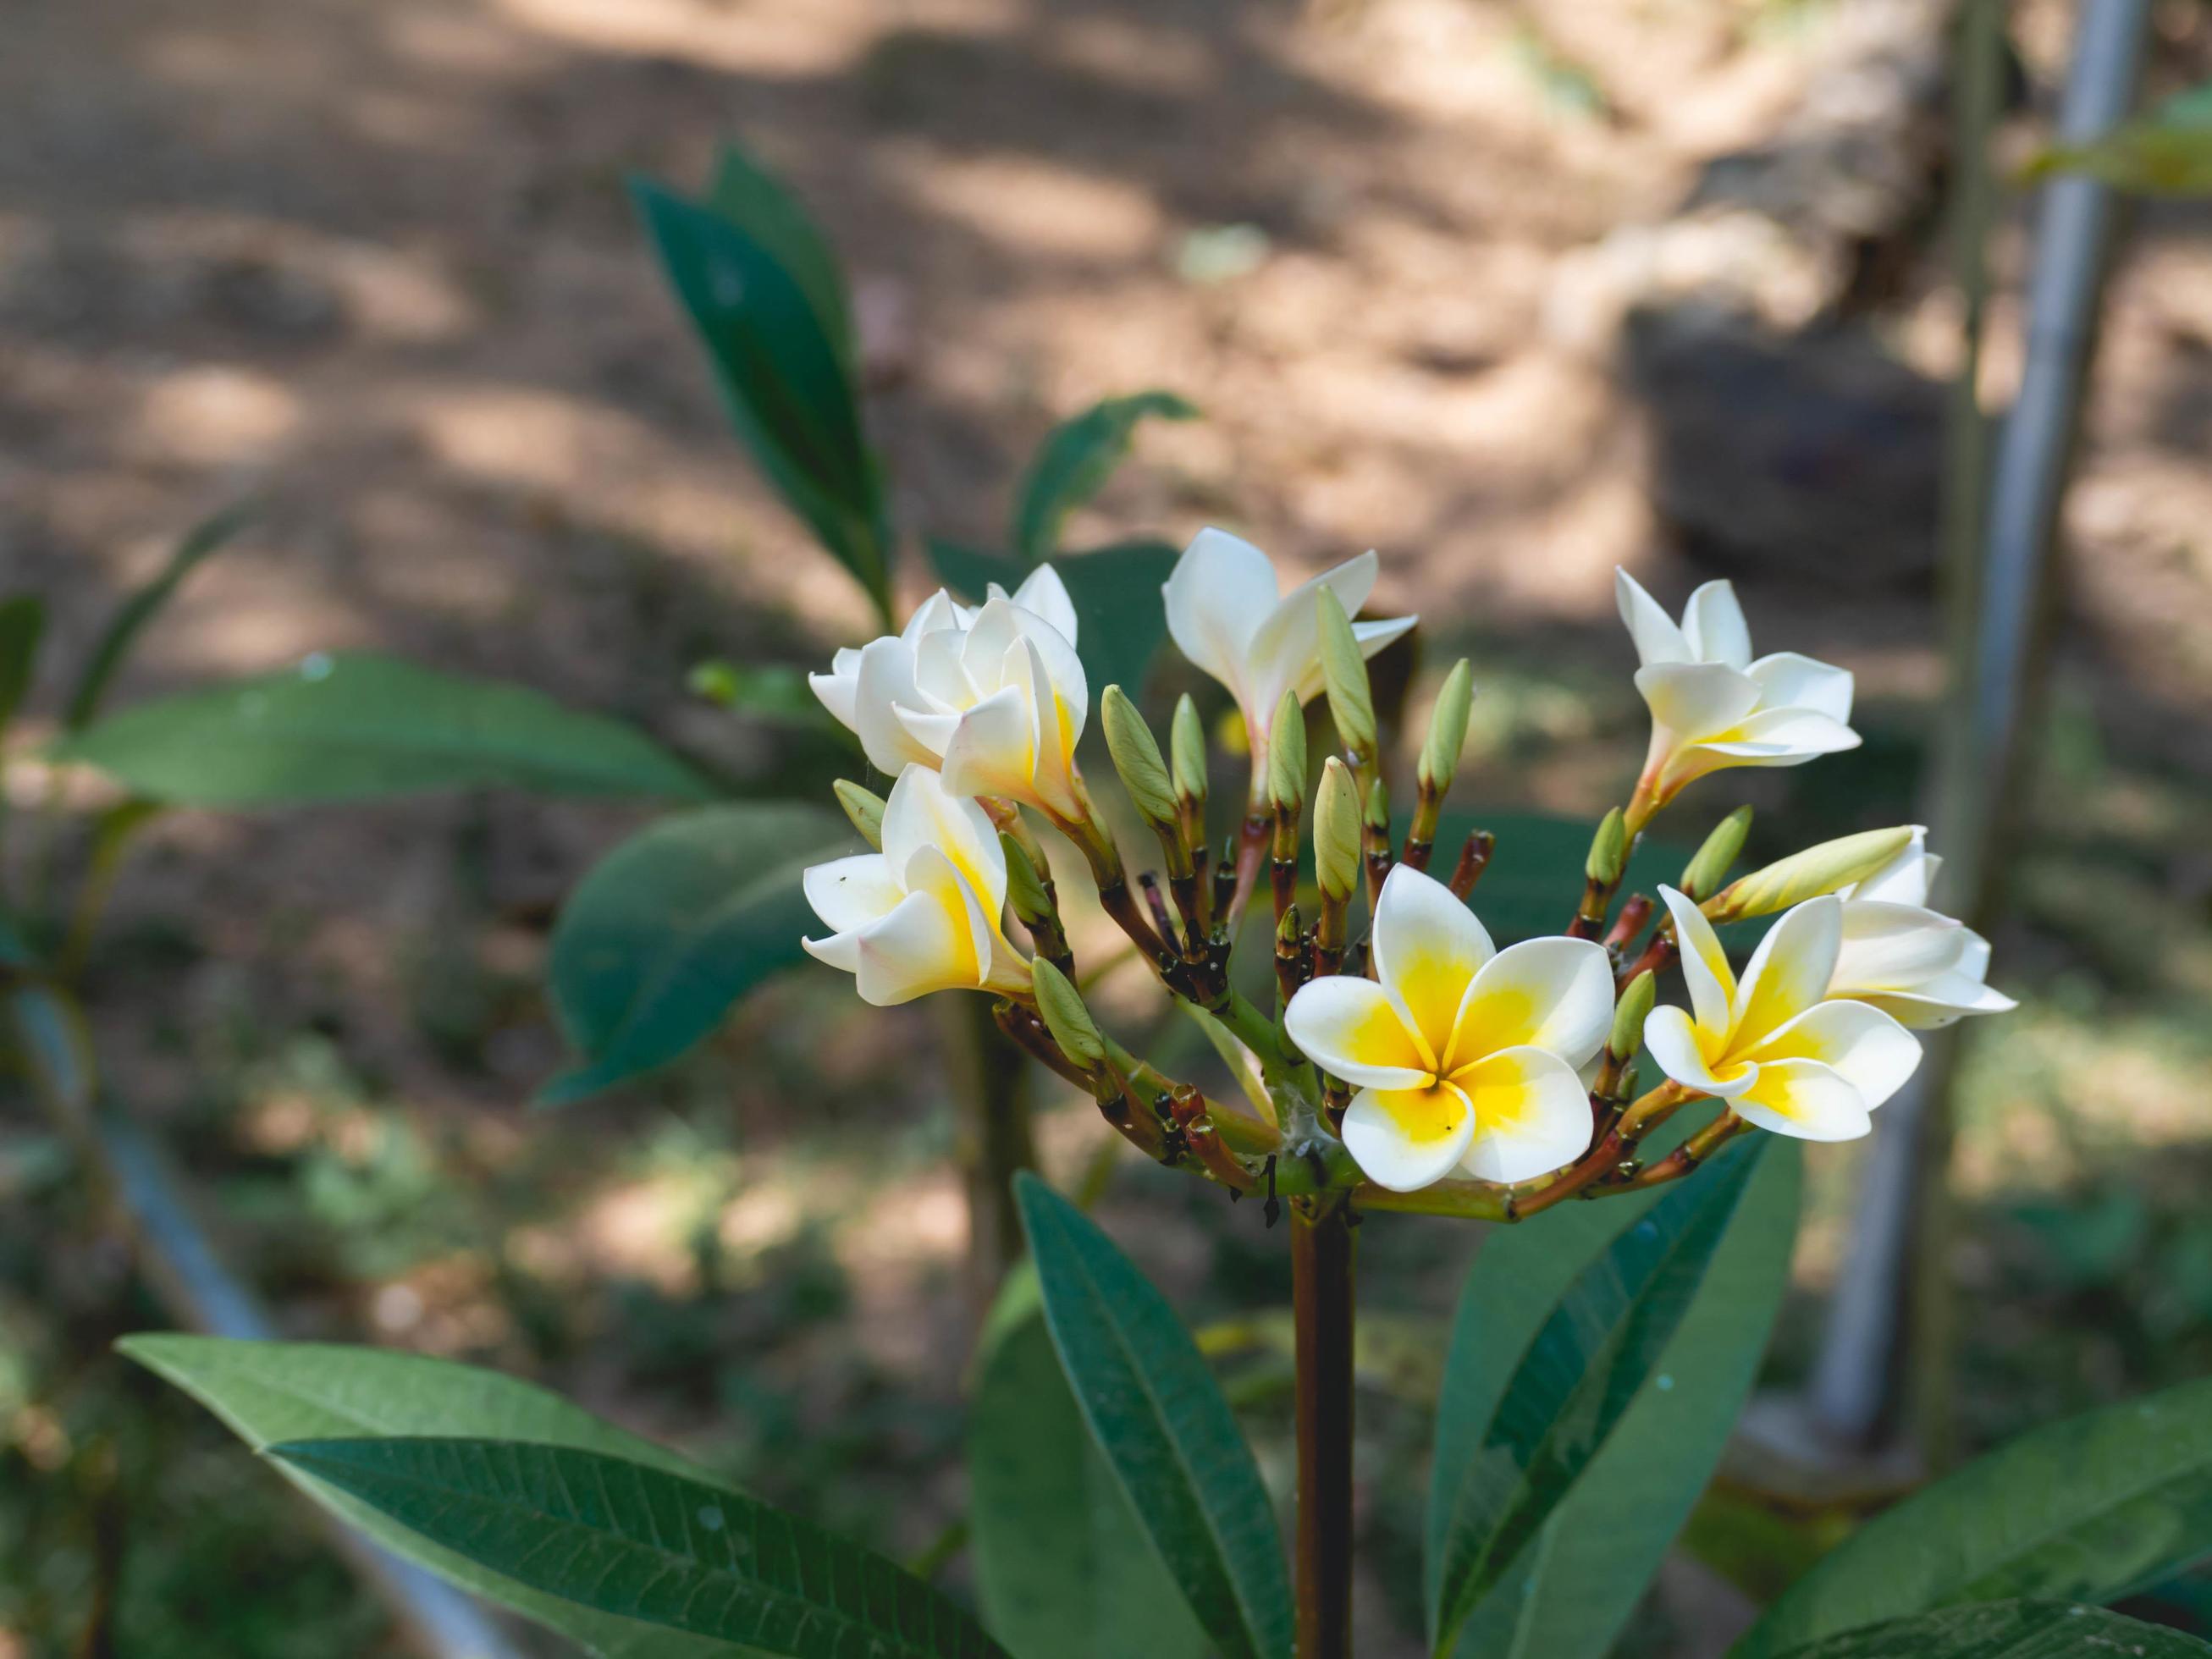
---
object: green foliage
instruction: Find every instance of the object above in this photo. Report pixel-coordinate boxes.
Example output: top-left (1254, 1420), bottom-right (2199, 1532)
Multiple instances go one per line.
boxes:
top-left (1013, 1173), bottom-right (1293, 1659)
top-left (1426, 1142), bottom-right (1768, 1657)
top-left (0, 592), bottom-right (43, 734)
top-left (1011, 391), bottom-right (1196, 565)
top-left (52, 652), bottom-right (713, 807)
top-left (543, 802), bottom-right (849, 1104)
top-left (687, 659), bottom-right (841, 729)
top-left (1737, 1373), bottom-right (2212, 1656)
top-left (1768, 1601), bottom-right (2212, 1657)
top-left (2028, 83), bottom-right (2212, 196)
top-left (121, 1336), bottom-right (760, 1657)
top-left (268, 1436), bottom-right (1010, 1659)
top-left (968, 1269), bottom-right (1209, 1659)
top-left (64, 499), bottom-right (256, 730)
top-left (1446, 1139), bottom-right (1802, 1659)
top-left (633, 175), bottom-right (890, 622)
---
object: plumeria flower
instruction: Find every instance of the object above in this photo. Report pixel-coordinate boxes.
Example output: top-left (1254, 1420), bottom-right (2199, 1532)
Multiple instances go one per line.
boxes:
top-left (1643, 887), bottom-right (1922, 1142)
top-left (802, 764), bottom-right (1030, 1006)
top-left (1284, 864), bottom-right (1613, 1191)
top-left (1616, 569), bottom-right (1859, 813)
top-left (809, 567), bottom-right (1089, 818)
top-left (1164, 528), bottom-right (1416, 801)
top-left (1829, 829), bottom-right (2016, 1028)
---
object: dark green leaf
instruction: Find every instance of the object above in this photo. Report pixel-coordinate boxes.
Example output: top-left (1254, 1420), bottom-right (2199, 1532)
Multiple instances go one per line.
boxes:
top-left (925, 539), bottom-right (1182, 704)
top-left (708, 142), bottom-right (854, 366)
top-left (634, 177), bottom-right (889, 620)
top-left (1770, 1601), bottom-right (2212, 1658)
top-left (268, 1437), bottom-right (1011, 1659)
top-left (1014, 1173), bottom-right (1292, 1659)
top-left (120, 1335), bottom-right (761, 1657)
top-left (1012, 392), bottom-right (1197, 564)
top-left (1446, 1140), bottom-right (1801, 1659)
top-left (543, 802), bottom-right (848, 1105)
top-left (1428, 1141), bottom-right (1767, 1657)
top-left (1735, 1374), bottom-right (2212, 1658)
top-left (65, 499), bottom-right (255, 730)
top-left (968, 1269), bottom-right (1209, 1659)
top-left (1, 593), bottom-right (43, 733)
top-left (52, 653), bottom-right (713, 807)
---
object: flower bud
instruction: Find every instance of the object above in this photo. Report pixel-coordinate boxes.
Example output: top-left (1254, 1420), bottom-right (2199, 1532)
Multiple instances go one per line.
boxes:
top-left (1609, 969), bottom-right (1655, 1061)
top-left (1030, 956), bottom-right (1106, 1069)
top-left (1680, 807), bottom-right (1752, 901)
top-left (1171, 694), bottom-right (1207, 807)
top-left (1001, 831), bottom-right (1052, 928)
top-left (833, 780), bottom-right (885, 849)
top-left (1101, 685), bottom-right (1178, 829)
top-left (1316, 587), bottom-right (1377, 760)
top-left (1707, 825), bottom-right (1917, 923)
top-left (1365, 775), bottom-right (1390, 834)
top-left (1418, 659), bottom-right (1475, 794)
top-left (1266, 689), bottom-right (1307, 814)
top-left (1315, 757), bottom-right (1361, 902)
top-left (1586, 807), bottom-right (1627, 886)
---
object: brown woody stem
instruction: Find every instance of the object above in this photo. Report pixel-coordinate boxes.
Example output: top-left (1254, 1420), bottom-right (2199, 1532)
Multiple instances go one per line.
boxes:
top-left (1292, 1200), bottom-right (1356, 1659)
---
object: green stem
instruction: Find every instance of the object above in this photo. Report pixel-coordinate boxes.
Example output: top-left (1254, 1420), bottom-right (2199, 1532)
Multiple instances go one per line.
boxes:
top-left (1292, 1201), bottom-right (1356, 1659)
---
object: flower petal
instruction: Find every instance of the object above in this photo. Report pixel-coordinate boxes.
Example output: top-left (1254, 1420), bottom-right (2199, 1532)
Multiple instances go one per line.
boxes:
top-left (1831, 901), bottom-right (1970, 994)
top-left (1244, 549), bottom-right (1385, 720)
top-left (854, 637), bottom-right (940, 774)
top-left (1292, 611), bottom-right (1419, 706)
top-left (803, 929), bottom-right (861, 973)
top-left (1700, 708), bottom-right (1860, 759)
top-left (1854, 973), bottom-right (2017, 1029)
top-left (1452, 936), bottom-right (1614, 1072)
top-left (1456, 1046), bottom-right (1594, 1183)
top-left (1615, 568), bottom-right (1691, 667)
top-left (1746, 651), bottom-right (1854, 723)
top-left (1658, 885), bottom-right (1735, 1038)
top-left (1009, 564), bottom-right (1078, 647)
top-left (1342, 1081), bottom-right (1475, 1192)
top-left (808, 647), bottom-right (863, 730)
top-left (803, 852), bottom-right (905, 936)
top-left (1642, 1004), bottom-right (1754, 1098)
top-left (1284, 974), bottom-right (1432, 1089)
top-left (901, 589), bottom-right (967, 644)
top-left (1743, 998), bottom-right (1920, 1108)
top-left (1681, 580), bottom-right (1752, 670)
top-left (1369, 864), bottom-right (1494, 1061)
top-left (1164, 527), bottom-right (1278, 695)
top-left (1635, 661), bottom-right (1762, 741)
top-left (1732, 1060), bottom-right (1873, 1142)
top-left (851, 885), bottom-right (977, 1006)
top-left (880, 764), bottom-right (1007, 913)
top-left (1730, 895), bottom-right (1843, 1051)
top-left (932, 684), bottom-right (1040, 807)
top-left (1845, 826), bottom-right (1936, 905)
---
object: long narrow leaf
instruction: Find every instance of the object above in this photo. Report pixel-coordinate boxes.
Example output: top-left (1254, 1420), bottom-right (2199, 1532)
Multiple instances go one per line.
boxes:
top-left (1428, 1141), bottom-right (1766, 1656)
top-left (708, 143), bottom-right (855, 365)
top-left (1, 593), bottom-right (43, 733)
top-left (1012, 392), bottom-right (1196, 564)
top-left (1770, 1600), bottom-right (2212, 1657)
top-left (1014, 1173), bottom-right (1292, 1659)
top-left (269, 1437), bottom-right (1011, 1659)
top-left (65, 499), bottom-right (255, 730)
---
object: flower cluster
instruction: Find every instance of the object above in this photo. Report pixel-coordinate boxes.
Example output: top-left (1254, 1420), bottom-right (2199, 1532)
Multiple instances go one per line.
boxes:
top-left (797, 531), bottom-right (2013, 1206)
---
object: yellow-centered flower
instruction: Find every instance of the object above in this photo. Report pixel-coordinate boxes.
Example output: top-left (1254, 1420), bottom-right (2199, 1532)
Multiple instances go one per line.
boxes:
top-left (1284, 865), bottom-right (1613, 1191)
top-left (1643, 887), bottom-right (1921, 1142)
top-left (802, 765), bottom-right (1029, 1006)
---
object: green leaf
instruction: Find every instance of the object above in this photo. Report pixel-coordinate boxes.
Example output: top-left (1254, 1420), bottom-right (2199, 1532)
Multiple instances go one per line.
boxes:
top-left (1013, 1172), bottom-right (1292, 1659)
top-left (968, 1268), bottom-right (1210, 1659)
top-left (1, 593), bottom-right (43, 734)
top-left (543, 802), bottom-right (849, 1104)
top-left (2027, 82), bottom-right (2212, 196)
top-left (1769, 1601), bottom-right (2212, 1658)
top-left (1427, 1140), bottom-right (1767, 1657)
top-left (268, 1436), bottom-right (1010, 1659)
top-left (119, 1335), bottom-right (761, 1657)
top-left (708, 142), bottom-right (855, 367)
top-left (687, 659), bottom-right (841, 730)
top-left (925, 539), bottom-right (1182, 704)
top-left (1735, 1373), bottom-right (2212, 1657)
top-left (52, 653), bottom-right (714, 807)
top-left (634, 177), bottom-right (889, 620)
top-left (1011, 392), bottom-right (1197, 564)
top-left (1446, 1140), bottom-right (1801, 1659)
top-left (65, 499), bottom-right (255, 730)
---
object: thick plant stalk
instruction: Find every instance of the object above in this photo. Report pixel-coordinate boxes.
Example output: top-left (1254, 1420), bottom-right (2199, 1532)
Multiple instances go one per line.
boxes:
top-left (1807, 0), bottom-right (2152, 1453)
top-left (1292, 1201), bottom-right (1356, 1659)
top-left (941, 995), bottom-right (1039, 1313)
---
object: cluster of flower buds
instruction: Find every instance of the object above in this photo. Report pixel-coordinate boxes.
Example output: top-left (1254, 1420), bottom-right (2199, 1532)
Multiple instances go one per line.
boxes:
top-left (797, 531), bottom-right (2013, 1215)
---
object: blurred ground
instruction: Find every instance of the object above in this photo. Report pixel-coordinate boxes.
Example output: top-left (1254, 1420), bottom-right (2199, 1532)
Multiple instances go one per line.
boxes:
top-left (7, 0), bottom-right (2212, 1653)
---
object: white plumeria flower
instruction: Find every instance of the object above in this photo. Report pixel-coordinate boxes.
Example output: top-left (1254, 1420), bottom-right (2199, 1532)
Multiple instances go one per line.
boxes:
top-left (802, 764), bottom-right (1030, 1006)
top-left (808, 567), bottom-right (1089, 818)
top-left (1284, 864), bottom-right (1613, 1192)
top-left (1829, 829), bottom-right (2016, 1028)
top-left (1643, 887), bottom-right (1922, 1142)
top-left (1164, 528), bottom-right (1416, 802)
top-left (1616, 569), bottom-right (1860, 812)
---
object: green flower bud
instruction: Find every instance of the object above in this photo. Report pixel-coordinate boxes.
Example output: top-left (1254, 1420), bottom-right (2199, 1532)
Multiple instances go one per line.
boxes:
top-left (1001, 831), bottom-right (1051, 926)
top-left (1030, 956), bottom-right (1106, 1069)
top-left (1609, 969), bottom-right (1656, 1060)
top-left (1101, 685), bottom-right (1178, 828)
top-left (1276, 902), bottom-right (1304, 951)
top-left (1418, 659), bottom-right (1475, 794)
top-left (833, 780), bottom-right (885, 849)
top-left (1267, 689), bottom-right (1308, 814)
top-left (1586, 807), bottom-right (1627, 886)
top-left (1365, 775), bottom-right (1390, 833)
top-left (1315, 757), bottom-right (1362, 902)
top-left (1316, 587), bottom-right (1376, 759)
top-left (1707, 825), bottom-right (1917, 923)
top-left (1680, 807), bottom-right (1753, 901)
top-left (1171, 694), bottom-right (1207, 807)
